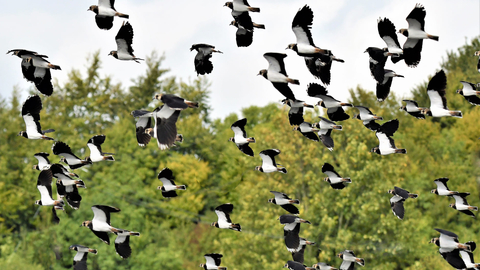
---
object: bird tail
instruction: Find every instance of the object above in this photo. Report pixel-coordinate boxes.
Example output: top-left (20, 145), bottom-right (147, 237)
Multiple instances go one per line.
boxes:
top-left (374, 116), bottom-right (383, 120)
top-left (332, 57), bottom-right (345, 63)
top-left (428, 34), bottom-right (439, 41)
top-left (289, 199), bottom-right (300, 204)
top-left (89, 249), bottom-right (98, 255)
top-left (356, 258), bottom-right (365, 266)
top-left (104, 156), bottom-right (115, 161)
top-left (47, 64), bottom-right (61, 70)
top-left (231, 223), bottom-right (242, 231)
top-left (176, 134), bottom-right (183, 143)
top-left (186, 101), bottom-right (199, 108)
top-left (252, 23), bottom-right (265, 29)
top-left (248, 7), bottom-right (260, 12)
top-left (287, 78), bottom-right (300, 85)
top-left (278, 167), bottom-right (287, 174)
top-left (470, 206), bottom-right (479, 211)
top-left (129, 231), bottom-right (141, 236)
top-left (340, 103), bottom-right (353, 107)
top-left (247, 137), bottom-right (256, 143)
top-left (409, 194), bottom-right (418, 199)
top-left (450, 111), bottom-right (462, 118)
top-left (333, 125), bottom-right (342, 130)
top-left (342, 178), bottom-right (352, 183)
top-left (395, 149), bottom-right (407, 154)
top-left (116, 12), bottom-right (129, 19)
top-left (176, 185), bottom-right (187, 190)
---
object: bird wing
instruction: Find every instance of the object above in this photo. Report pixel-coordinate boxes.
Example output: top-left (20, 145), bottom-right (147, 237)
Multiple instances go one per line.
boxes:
top-left (231, 118), bottom-right (247, 137)
top-left (92, 205), bottom-right (120, 225)
top-left (306, 82), bottom-right (328, 98)
top-left (460, 81), bottom-right (477, 96)
top-left (291, 5), bottom-right (314, 46)
top-left (271, 191), bottom-right (289, 200)
top-left (99, 0), bottom-right (115, 9)
top-left (259, 149), bottom-right (280, 167)
top-left (160, 94), bottom-right (190, 110)
top-left (204, 253), bottom-right (222, 267)
top-left (114, 234), bottom-right (132, 259)
top-left (403, 99), bottom-right (420, 109)
top-left (376, 131), bottom-right (395, 150)
top-left (434, 178), bottom-right (450, 191)
top-left (264, 53), bottom-right (287, 75)
top-left (326, 107), bottom-right (350, 121)
top-left (115, 22), bottom-right (134, 54)
top-left (322, 163), bottom-right (341, 178)
top-left (37, 170), bottom-right (54, 201)
top-left (340, 260), bottom-right (355, 270)
top-left (23, 114), bottom-right (42, 136)
top-left (153, 105), bottom-right (181, 149)
top-left (377, 119), bottom-right (399, 137)
top-left (238, 144), bottom-right (254, 156)
top-left (452, 194), bottom-right (469, 206)
top-left (377, 18), bottom-right (402, 52)
top-left (406, 4), bottom-right (426, 31)
top-left (158, 168), bottom-right (176, 186)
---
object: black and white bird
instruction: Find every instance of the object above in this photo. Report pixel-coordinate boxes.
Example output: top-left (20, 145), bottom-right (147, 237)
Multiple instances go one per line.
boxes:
top-left (268, 191), bottom-right (300, 214)
top-left (190, 44), bottom-right (223, 76)
top-left (82, 205), bottom-right (124, 245)
top-left (376, 69), bottom-right (404, 102)
top-left (18, 95), bottom-right (55, 140)
top-left (35, 169), bottom-right (64, 209)
top-left (399, 4), bottom-right (439, 67)
top-left (109, 21), bottom-right (143, 63)
top-left (33, 152), bottom-right (51, 171)
top-left (255, 149), bottom-right (287, 173)
top-left (431, 178), bottom-right (459, 196)
top-left (294, 122), bottom-right (319, 142)
top-left (353, 106), bottom-right (383, 131)
top-left (50, 163), bottom-right (86, 188)
top-left (133, 105), bottom-right (182, 150)
top-left (279, 215), bottom-right (311, 253)
top-left (211, 203), bottom-right (241, 231)
top-left (114, 230), bottom-right (140, 259)
top-left (450, 193), bottom-right (478, 217)
top-left (291, 238), bottom-right (315, 264)
top-left (258, 52), bottom-right (299, 100)
top-left (337, 250), bottom-right (365, 269)
top-left (307, 83), bottom-right (352, 121)
top-left (229, 118), bottom-right (255, 156)
top-left (88, 0), bottom-right (129, 30)
top-left (322, 163), bottom-right (351, 190)
top-left (56, 179), bottom-right (82, 210)
top-left (423, 70), bottom-right (462, 118)
top-left (131, 109), bottom-right (153, 147)
top-left (156, 167), bottom-right (186, 198)
top-left (287, 5), bottom-right (330, 57)
top-left (312, 262), bottom-right (338, 270)
top-left (153, 93), bottom-right (199, 110)
top-left (388, 186), bottom-right (418, 220)
top-left (400, 99), bottom-right (426, 119)
top-left (282, 99), bottom-right (314, 126)
top-left (459, 243), bottom-right (480, 270)
top-left (86, 135), bottom-right (115, 162)
top-left (457, 81), bottom-right (480, 106)
top-left (432, 228), bottom-right (472, 253)
top-left (284, 260), bottom-right (315, 270)
top-left (430, 237), bottom-right (471, 269)
top-left (70, 244), bottom-right (97, 270)
top-left (53, 141), bottom-right (92, 170)
top-left (200, 253), bottom-right (227, 270)
top-left (229, 11), bottom-right (264, 47)
top-left (377, 18), bottom-right (403, 64)
top-left (365, 47), bottom-right (388, 83)
top-left (314, 116), bottom-right (342, 151)
top-left (307, 51), bottom-right (345, 86)
top-left (8, 49), bottom-right (59, 96)
top-left (370, 119), bottom-right (406, 155)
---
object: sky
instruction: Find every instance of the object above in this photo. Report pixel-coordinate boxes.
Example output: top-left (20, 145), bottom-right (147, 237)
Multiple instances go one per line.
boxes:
top-left (1, 0), bottom-right (479, 120)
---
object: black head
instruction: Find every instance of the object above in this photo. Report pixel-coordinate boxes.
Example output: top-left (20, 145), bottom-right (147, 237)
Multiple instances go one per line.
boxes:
top-left (211, 221), bottom-right (219, 228)
top-left (88, 5), bottom-right (98, 13)
top-left (17, 131), bottom-right (28, 138)
top-left (268, 198), bottom-right (275, 204)
top-left (257, 69), bottom-right (267, 79)
top-left (370, 147), bottom-right (380, 154)
top-left (255, 166), bottom-right (263, 172)
top-left (399, 28), bottom-right (408, 37)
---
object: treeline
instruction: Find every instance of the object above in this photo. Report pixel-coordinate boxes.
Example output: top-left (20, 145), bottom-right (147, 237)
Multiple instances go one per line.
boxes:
top-left (1, 37), bottom-right (480, 269)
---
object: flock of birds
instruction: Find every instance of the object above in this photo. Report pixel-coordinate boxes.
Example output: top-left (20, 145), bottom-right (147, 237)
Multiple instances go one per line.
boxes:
top-left (6, 0), bottom-right (480, 269)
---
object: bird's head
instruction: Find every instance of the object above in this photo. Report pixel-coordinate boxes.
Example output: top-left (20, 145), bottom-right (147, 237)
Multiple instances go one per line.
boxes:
top-left (230, 20), bottom-right (237, 26)
top-left (153, 93), bottom-right (163, 101)
top-left (257, 69), bottom-right (267, 77)
top-left (429, 238), bottom-right (439, 245)
top-left (456, 89), bottom-right (463, 95)
top-left (228, 137), bottom-right (234, 142)
top-left (474, 51), bottom-right (480, 56)
top-left (210, 221), bottom-right (218, 228)
top-left (399, 105), bottom-right (406, 111)
top-left (268, 198), bottom-right (274, 204)
top-left (449, 203), bottom-right (455, 209)
top-left (286, 44), bottom-right (296, 50)
top-left (224, 2), bottom-right (233, 9)
top-left (337, 253), bottom-right (343, 259)
top-left (370, 147), bottom-right (380, 154)
top-left (317, 100), bottom-right (325, 108)
top-left (157, 186), bottom-right (165, 191)
top-left (81, 220), bottom-right (91, 227)
top-left (199, 263), bottom-right (206, 268)
top-left (353, 114), bottom-right (361, 120)
top-left (17, 131), bottom-right (27, 138)
top-left (324, 177), bottom-right (329, 182)
top-left (387, 189), bottom-right (394, 194)
top-left (254, 166), bottom-right (263, 172)
top-left (430, 189), bottom-right (437, 194)
top-left (398, 28), bottom-right (408, 37)
top-left (87, 5), bottom-right (98, 13)
top-left (108, 51), bottom-right (117, 57)
top-left (35, 200), bottom-right (42, 205)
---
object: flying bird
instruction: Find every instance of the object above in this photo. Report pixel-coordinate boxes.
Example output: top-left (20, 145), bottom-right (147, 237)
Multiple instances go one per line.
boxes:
top-left (212, 203), bottom-right (241, 231)
top-left (268, 191), bottom-right (300, 214)
top-left (258, 52), bottom-right (299, 100)
top-left (322, 163), bottom-right (351, 189)
top-left (432, 228), bottom-right (472, 253)
top-left (370, 119), bottom-right (406, 155)
top-left (353, 106), bottom-right (383, 131)
top-left (156, 167), bottom-right (186, 198)
top-left (114, 230), bottom-right (140, 259)
top-left (457, 81), bottom-right (480, 106)
top-left (53, 141), bottom-right (92, 170)
top-left (312, 262), bottom-right (338, 270)
top-left (399, 4), bottom-right (439, 67)
top-left (400, 99), bottom-right (426, 119)
top-left (33, 152), bottom-right (51, 171)
top-left (81, 205), bottom-right (124, 245)
top-left (200, 253), bottom-right (227, 270)
top-left (190, 44), bottom-right (223, 75)
top-left (18, 95), bottom-right (55, 140)
top-left (70, 244), bottom-right (97, 270)
top-left (313, 116), bottom-right (342, 151)
top-left (431, 178), bottom-right (459, 196)
top-left (255, 149), bottom-right (287, 173)
top-left (153, 93), bottom-right (199, 110)
top-left (229, 118), bottom-right (255, 156)
top-left (449, 193), bottom-right (478, 217)
top-left (35, 169), bottom-right (64, 209)
top-left (109, 21), bottom-right (143, 63)
top-left (365, 47), bottom-right (388, 84)
top-left (291, 238), bottom-right (315, 264)
top-left (306, 83), bottom-right (352, 121)
top-left (86, 135), bottom-right (115, 163)
top-left (376, 69), bottom-right (404, 102)
top-left (282, 99), bottom-right (314, 126)
top-left (377, 18), bottom-right (403, 64)
top-left (337, 250), bottom-right (365, 269)
top-left (279, 215), bottom-right (311, 253)
top-left (131, 109), bottom-right (153, 147)
top-left (293, 122), bottom-right (320, 142)
top-left (88, 0), bottom-right (129, 30)
top-left (227, 0), bottom-right (260, 13)
top-left (388, 186), bottom-right (418, 220)
top-left (284, 260), bottom-right (315, 270)
top-left (423, 70), bottom-right (462, 118)
top-left (229, 11), bottom-right (264, 47)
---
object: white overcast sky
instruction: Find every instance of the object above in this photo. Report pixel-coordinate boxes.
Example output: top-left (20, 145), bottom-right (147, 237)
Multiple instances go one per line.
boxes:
top-left (1, 0), bottom-right (479, 119)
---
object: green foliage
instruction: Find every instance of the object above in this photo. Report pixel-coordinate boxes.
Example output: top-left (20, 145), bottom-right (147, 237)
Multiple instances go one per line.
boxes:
top-left (2, 38), bottom-right (480, 269)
